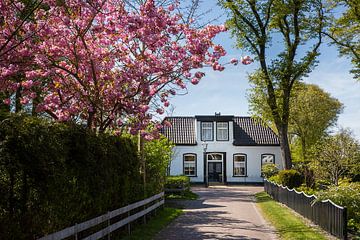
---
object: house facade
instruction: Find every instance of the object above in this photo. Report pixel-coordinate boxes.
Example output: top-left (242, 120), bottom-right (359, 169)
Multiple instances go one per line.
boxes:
top-left (161, 114), bottom-right (283, 184)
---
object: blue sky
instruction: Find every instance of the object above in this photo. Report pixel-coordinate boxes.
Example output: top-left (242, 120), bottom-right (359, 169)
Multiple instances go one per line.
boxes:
top-left (169, 1), bottom-right (360, 139)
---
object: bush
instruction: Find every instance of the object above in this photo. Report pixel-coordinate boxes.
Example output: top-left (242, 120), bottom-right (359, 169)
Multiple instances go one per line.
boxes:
top-left (0, 114), bottom-right (167, 240)
top-left (262, 164), bottom-right (279, 178)
top-left (165, 176), bottom-right (190, 191)
top-left (278, 169), bottom-right (303, 189)
top-left (315, 182), bottom-right (360, 234)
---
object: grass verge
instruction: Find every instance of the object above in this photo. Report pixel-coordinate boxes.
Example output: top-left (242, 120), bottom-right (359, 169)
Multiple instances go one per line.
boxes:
top-left (120, 207), bottom-right (182, 240)
top-left (165, 190), bottom-right (198, 200)
top-left (255, 192), bottom-right (328, 240)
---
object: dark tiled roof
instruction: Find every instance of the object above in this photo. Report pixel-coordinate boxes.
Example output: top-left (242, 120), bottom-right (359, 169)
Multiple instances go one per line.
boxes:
top-left (161, 116), bottom-right (279, 146)
top-left (161, 117), bottom-right (197, 145)
top-left (233, 117), bottom-right (279, 146)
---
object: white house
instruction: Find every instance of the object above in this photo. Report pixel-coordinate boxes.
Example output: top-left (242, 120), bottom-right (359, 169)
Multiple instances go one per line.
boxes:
top-left (161, 114), bottom-right (283, 184)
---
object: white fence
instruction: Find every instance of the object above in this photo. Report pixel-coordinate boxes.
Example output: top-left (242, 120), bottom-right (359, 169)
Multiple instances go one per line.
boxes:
top-left (38, 192), bottom-right (164, 240)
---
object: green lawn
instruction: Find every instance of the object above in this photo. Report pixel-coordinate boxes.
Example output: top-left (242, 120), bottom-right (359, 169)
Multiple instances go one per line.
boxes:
top-left (165, 190), bottom-right (198, 200)
top-left (119, 207), bottom-right (182, 240)
top-left (255, 192), bottom-right (328, 240)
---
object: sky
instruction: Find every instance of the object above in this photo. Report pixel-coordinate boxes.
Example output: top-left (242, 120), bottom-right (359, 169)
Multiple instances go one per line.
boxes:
top-left (168, 1), bottom-right (360, 140)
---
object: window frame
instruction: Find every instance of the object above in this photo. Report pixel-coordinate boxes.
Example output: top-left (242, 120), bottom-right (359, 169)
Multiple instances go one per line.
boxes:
top-left (233, 153), bottom-right (247, 177)
top-left (201, 121), bottom-right (214, 141)
top-left (261, 154), bottom-right (275, 166)
top-left (183, 153), bottom-right (197, 177)
top-left (216, 121), bottom-right (229, 141)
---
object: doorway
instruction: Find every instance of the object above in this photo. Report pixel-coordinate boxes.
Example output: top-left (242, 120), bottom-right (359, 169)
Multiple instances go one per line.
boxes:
top-left (206, 153), bottom-right (224, 183)
top-left (208, 162), bottom-right (223, 182)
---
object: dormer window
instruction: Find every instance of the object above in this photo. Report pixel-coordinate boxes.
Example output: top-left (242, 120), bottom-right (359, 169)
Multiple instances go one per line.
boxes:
top-left (216, 122), bottom-right (229, 141)
top-left (201, 122), bottom-right (213, 141)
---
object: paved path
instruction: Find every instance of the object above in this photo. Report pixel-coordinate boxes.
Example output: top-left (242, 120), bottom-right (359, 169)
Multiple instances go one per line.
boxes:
top-left (155, 186), bottom-right (277, 240)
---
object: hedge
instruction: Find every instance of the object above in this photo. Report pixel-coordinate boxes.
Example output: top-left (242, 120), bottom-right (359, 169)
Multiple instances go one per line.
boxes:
top-left (0, 114), bottom-right (169, 240)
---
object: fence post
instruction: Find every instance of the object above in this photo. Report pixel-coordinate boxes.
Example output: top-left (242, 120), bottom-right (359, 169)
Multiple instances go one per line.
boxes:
top-left (343, 207), bottom-right (347, 240)
top-left (107, 211), bottom-right (111, 240)
top-left (74, 223), bottom-right (78, 240)
top-left (127, 211), bottom-right (131, 235)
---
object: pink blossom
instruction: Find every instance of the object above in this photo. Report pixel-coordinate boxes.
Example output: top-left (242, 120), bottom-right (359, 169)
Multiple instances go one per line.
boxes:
top-left (156, 108), bottom-right (164, 115)
top-left (230, 58), bottom-right (239, 65)
top-left (191, 78), bottom-right (200, 85)
top-left (3, 98), bottom-right (11, 105)
top-left (241, 56), bottom-right (254, 65)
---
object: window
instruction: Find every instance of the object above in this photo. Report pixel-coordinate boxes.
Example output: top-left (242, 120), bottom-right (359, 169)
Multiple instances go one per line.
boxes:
top-left (183, 154), bottom-right (196, 176)
top-left (216, 122), bottom-right (229, 141)
top-left (233, 154), bottom-right (246, 176)
top-left (201, 122), bottom-right (213, 141)
top-left (261, 154), bottom-right (275, 165)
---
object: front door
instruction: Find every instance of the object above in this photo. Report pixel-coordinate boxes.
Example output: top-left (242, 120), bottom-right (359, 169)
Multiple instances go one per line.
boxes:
top-left (208, 162), bottom-right (223, 182)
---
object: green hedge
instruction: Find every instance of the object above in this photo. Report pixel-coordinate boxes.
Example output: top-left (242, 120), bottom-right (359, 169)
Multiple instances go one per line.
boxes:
top-left (0, 114), bottom-right (170, 240)
top-left (278, 170), bottom-right (303, 189)
top-left (165, 176), bottom-right (190, 191)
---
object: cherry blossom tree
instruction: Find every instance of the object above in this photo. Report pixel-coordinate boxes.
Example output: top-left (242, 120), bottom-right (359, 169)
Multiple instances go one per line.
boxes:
top-left (1, 0), bottom-right (251, 137)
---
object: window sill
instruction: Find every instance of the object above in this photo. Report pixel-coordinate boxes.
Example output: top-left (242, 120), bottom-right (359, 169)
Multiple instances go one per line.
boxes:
top-left (232, 175), bottom-right (248, 177)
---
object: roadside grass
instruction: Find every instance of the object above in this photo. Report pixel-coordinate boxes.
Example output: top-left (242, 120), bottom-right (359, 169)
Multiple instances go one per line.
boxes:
top-left (119, 207), bottom-right (182, 240)
top-left (165, 190), bottom-right (198, 200)
top-left (255, 192), bottom-right (328, 240)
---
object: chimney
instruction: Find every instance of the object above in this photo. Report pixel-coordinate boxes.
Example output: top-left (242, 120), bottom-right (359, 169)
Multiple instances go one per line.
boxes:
top-left (215, 112), bottom-right (221, 116)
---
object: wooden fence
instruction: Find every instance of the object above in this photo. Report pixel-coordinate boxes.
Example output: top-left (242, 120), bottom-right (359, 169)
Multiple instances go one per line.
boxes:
top-left (264, 179), bottom-right (347, 239)
top-left (38, 192), bottom-right (164, 240)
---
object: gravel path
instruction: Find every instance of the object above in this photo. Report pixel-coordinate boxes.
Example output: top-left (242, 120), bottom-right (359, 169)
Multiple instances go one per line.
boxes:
top-left (155, 186), bottom-right (278, 240)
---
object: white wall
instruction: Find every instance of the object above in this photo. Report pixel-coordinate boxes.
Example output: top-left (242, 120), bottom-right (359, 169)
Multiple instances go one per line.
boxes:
top-left (169, 120), bottom-right (283, 183)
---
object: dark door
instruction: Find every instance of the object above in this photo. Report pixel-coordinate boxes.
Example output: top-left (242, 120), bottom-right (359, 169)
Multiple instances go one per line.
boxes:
top-left (208, 162), bottom-right (222, 182)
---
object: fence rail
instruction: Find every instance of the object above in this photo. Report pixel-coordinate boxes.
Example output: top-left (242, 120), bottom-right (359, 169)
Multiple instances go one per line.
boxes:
top-left (38, 192), bottom-right (164, 240)
top-left (264, 179), bottom-right (347, 239)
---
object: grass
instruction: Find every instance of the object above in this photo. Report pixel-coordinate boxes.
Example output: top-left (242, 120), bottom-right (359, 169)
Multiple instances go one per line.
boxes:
top-left (165, 190), bottom-right (198, 200)
top-left (255, 192), bottom-right (328, 240)
top-left (119, 207), bottom-right (182, 240)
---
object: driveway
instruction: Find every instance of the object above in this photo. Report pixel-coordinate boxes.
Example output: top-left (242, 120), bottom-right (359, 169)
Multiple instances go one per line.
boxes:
top-left (155, 186), bottom-right (277, 240)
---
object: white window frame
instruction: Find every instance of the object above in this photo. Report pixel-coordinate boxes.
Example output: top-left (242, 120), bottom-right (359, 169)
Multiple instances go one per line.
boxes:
top-left (261, 154), bottom-right (275, 166)
top-left (201, 122), bottom-right (213, 141)
top-left (233, 154), bottom-right (246, 176)
top-left (216, 122), bottom-right (229, 141)
top-left (183, 154), bottom-right (197, 176)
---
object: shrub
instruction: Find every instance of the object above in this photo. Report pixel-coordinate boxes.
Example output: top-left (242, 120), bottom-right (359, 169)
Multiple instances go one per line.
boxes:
top-left (268, 174), bottom-right (281, 184)
top-left (165, 176), bottom-right (190, 191)
top-left (315, 182), bottom-right (360, 234)
top-left (262, 164), bottom-right (279, 178)
top-left (278, 169), bottom-right (303, 189)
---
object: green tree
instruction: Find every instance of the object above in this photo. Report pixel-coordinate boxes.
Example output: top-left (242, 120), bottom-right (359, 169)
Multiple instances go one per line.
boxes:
top-left (221, 0), bottom-right (324, 169)
top-left (310, 129), bottom-right (360, 185)
top-left (324, 0), bottom-right (360, 80)
top-left (289, 83), bottom-right (343, 161)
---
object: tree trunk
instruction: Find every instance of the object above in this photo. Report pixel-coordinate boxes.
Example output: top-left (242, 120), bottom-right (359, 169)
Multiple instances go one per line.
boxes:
top-left (278, 125), bottom-right (292, 169)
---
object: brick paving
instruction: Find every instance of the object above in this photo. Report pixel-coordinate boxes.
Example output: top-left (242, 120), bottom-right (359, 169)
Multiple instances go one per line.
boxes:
top-left (155, 186), bottom-right (278, 240)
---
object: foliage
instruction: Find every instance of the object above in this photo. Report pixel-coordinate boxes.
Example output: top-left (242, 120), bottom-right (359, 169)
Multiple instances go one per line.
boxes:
top-left (295, 185), bottom-right (317, 196)
top-left (315, 182), bottom-right (360, 234)
top-left (268, 174), bottom-right (281, 184)
top-left (165, 176), bottom-right (191, 191)
top-left (0, 113), bottom-right (167, 240)
top-left (144, 135), bottom-right (174, 197)
top-left (261, 164), bottom-right (279, 178)
top-left (278, 170), bottom-right (303, 189)
top-left (0, 0), bottom-right (232, 135)
top-left (309, 128), bottom-right (360, 185)
top-left (289, 83), bottom-right (343, 161)
top-left (256, 192), bottom-right (327, 240)
top-left (324, 0), bottom-right (360, 80)
top-left (118, 207), bottom-right (183, 240)
top-left (221, 0), bottom-right (325, 169)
